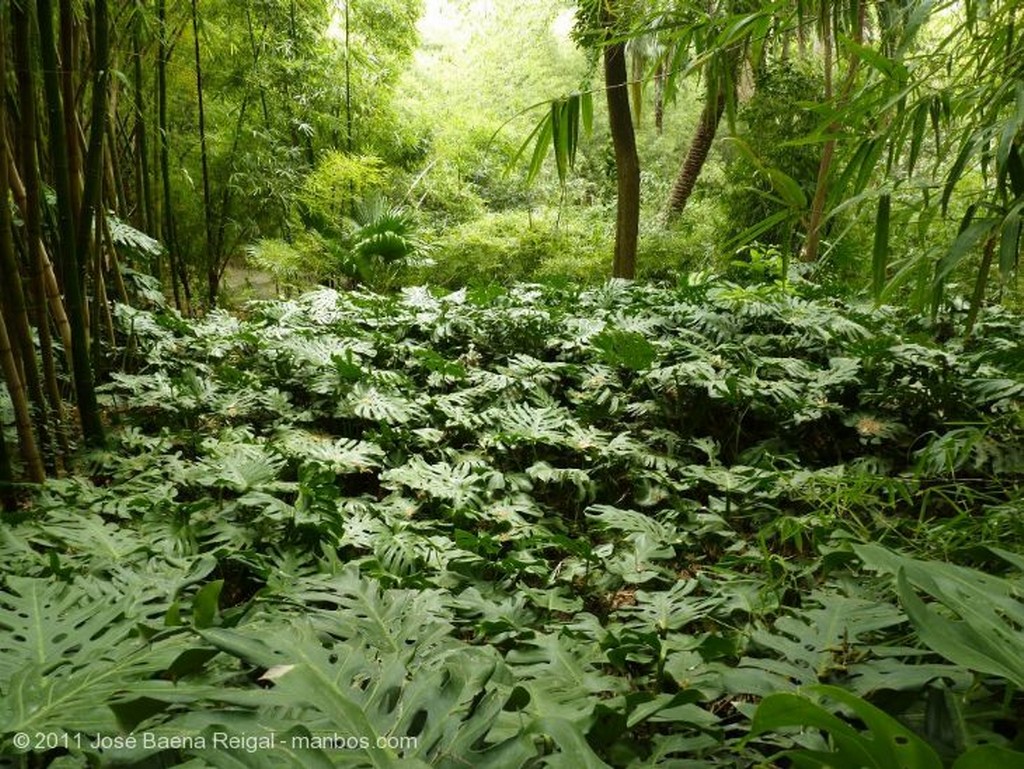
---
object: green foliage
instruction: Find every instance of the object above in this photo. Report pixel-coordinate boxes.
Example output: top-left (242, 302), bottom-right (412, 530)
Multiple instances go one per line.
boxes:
top-left (858, 544), bottom-right (1024, 689)
top-left (246, 237), bottom-right (332, 289)
top-left (751, 685), bottom-right (946, 768)
top-left (722, 60), bottom-right (824, 250)
top-left (157, 0), bottom-right (423, 295)
top-left (339, 198), bottom-right (430, 290)
top-left (0, 576), bottom-right (187, 735)
top-left (299, 153), bottom-right (388, 231)
top-left (423, 209), bottom-right (609, 287)
top-left (6, 281), bottom-right (1024, 767)
top-left (510, 91), bottom-right (594, 187)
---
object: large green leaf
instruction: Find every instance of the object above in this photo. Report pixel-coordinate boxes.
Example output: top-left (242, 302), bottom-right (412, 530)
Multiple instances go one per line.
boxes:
top-left (0, 577), bottom-right (185, 735)
top-left (731, 594), bottom-right (904, 693)
top-left (857, 544), bottom-right (1024, 689)
top-left (749, 684), bottom-right (943, 769)
top-left (953, 745), bottom-right (1024, 769)
top-left (192, 621), bottom-right (604, 768)
top-left (872, 194), bottom-right (891, 302)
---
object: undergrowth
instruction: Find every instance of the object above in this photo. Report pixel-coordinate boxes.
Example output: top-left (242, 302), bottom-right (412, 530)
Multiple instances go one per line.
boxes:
top-left (2, 279), bottom-right (1024, 767)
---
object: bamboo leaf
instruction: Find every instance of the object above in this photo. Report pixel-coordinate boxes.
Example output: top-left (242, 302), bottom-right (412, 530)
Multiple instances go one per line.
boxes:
top-left (833, 140), bottom-right (874, 201)
top-left (997, 83), bottom-right (1024, 190)
top-left (907, 101), bottom-right (928, 175)
top-left (897, 568), bottom-right (1024, 689)
top-left (506, 116), bottom-right (547, 179)
top-left (1008, 144), bottom-right (1024, 198)
top-left (566, 94), bottom-right (580, 169)
top-left (552, 100), bottom-right (568, 184)
top-left (933, 217), bottom-right (997, 287)
top-left (767, 168), bottom-right (807, 209)
top-left (526, 113), bottom-right (553, 185)
top-left (727, 137), bottom-right (806, 209)
top-left (725, 209), bottom-right (794, 251)
top-left (942, 136), bottom-right (977, 214)
top-left (999, 205), bottom-right (1022, 279)
top-left (839, 35), bottom-right (908, 82)
top-left (581, 90), bottom-right (593, 135)
top-left (854, 139), bottom-right (886, 196)
top-left (872, 194), bottom-right (891, 302)
top-left (929, 95), bottom-right (943, 157)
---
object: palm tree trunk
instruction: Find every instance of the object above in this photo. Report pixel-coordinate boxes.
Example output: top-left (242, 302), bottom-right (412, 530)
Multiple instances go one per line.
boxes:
top-left (603, 8), bottom-right (640, 280)
top-left (665, 90), bottom-right (726, 219)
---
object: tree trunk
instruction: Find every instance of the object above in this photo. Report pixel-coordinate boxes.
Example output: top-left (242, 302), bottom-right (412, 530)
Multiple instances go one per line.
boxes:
top-left (800, 3), bottom-right (834, 263)
top-left (42, 254), bottom-right (74, 355)
top-left (133, 6), bottom-right (155, 239)
top-left (345, 0), bottom-right (353, 153)
top-left (157, 0), bottom-right (188, 311)
top-left (801, 0), bottom-right (864, 263)
top-left (59, 0), bottom-right (83, 242)
top-left (189, 0), bottom-right (217, 306)
top-left (603, 15), bottom-right (640, 280)
top-left (665, 91), bottom-right (726, 219)
top-left (38, 0), bottom-right (107, 448)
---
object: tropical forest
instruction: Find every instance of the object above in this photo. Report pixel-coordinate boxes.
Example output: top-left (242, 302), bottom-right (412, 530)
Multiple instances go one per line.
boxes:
top-left (1, 0), bottom-right (1024, 766)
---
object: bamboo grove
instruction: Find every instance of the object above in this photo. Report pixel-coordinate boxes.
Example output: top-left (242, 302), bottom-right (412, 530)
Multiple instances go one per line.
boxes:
top-left (1, 0), bottom-right (110, 496)
top-left (0, 0), bottom-right (421, 498)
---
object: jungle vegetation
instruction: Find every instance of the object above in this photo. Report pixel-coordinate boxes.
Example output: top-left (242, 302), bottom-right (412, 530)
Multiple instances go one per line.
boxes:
top-left (1, 0), bottom-right (1024, 766)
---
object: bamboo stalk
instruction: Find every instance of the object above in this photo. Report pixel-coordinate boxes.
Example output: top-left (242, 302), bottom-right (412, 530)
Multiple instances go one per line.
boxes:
top-left (102, 212), bottom-right (130, 306)
top-left (41, 251), bottom-right (74, 357)
top-left (0, 311), bottom-right (45, 483)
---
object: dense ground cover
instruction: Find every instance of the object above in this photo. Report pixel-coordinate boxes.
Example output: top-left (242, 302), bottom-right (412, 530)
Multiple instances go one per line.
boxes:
top-left (3, 280), bottom-right (1024, 767)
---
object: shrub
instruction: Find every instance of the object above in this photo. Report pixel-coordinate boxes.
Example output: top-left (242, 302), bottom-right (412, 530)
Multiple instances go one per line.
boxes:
top-left (422, 208), bottom-right (612, 287)
top-left (721, 60), bottom-right (823, 247)
top-left (244, 234), bottom-right (335, 293)
top-left (298, 153), bottom-right (388, 231)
